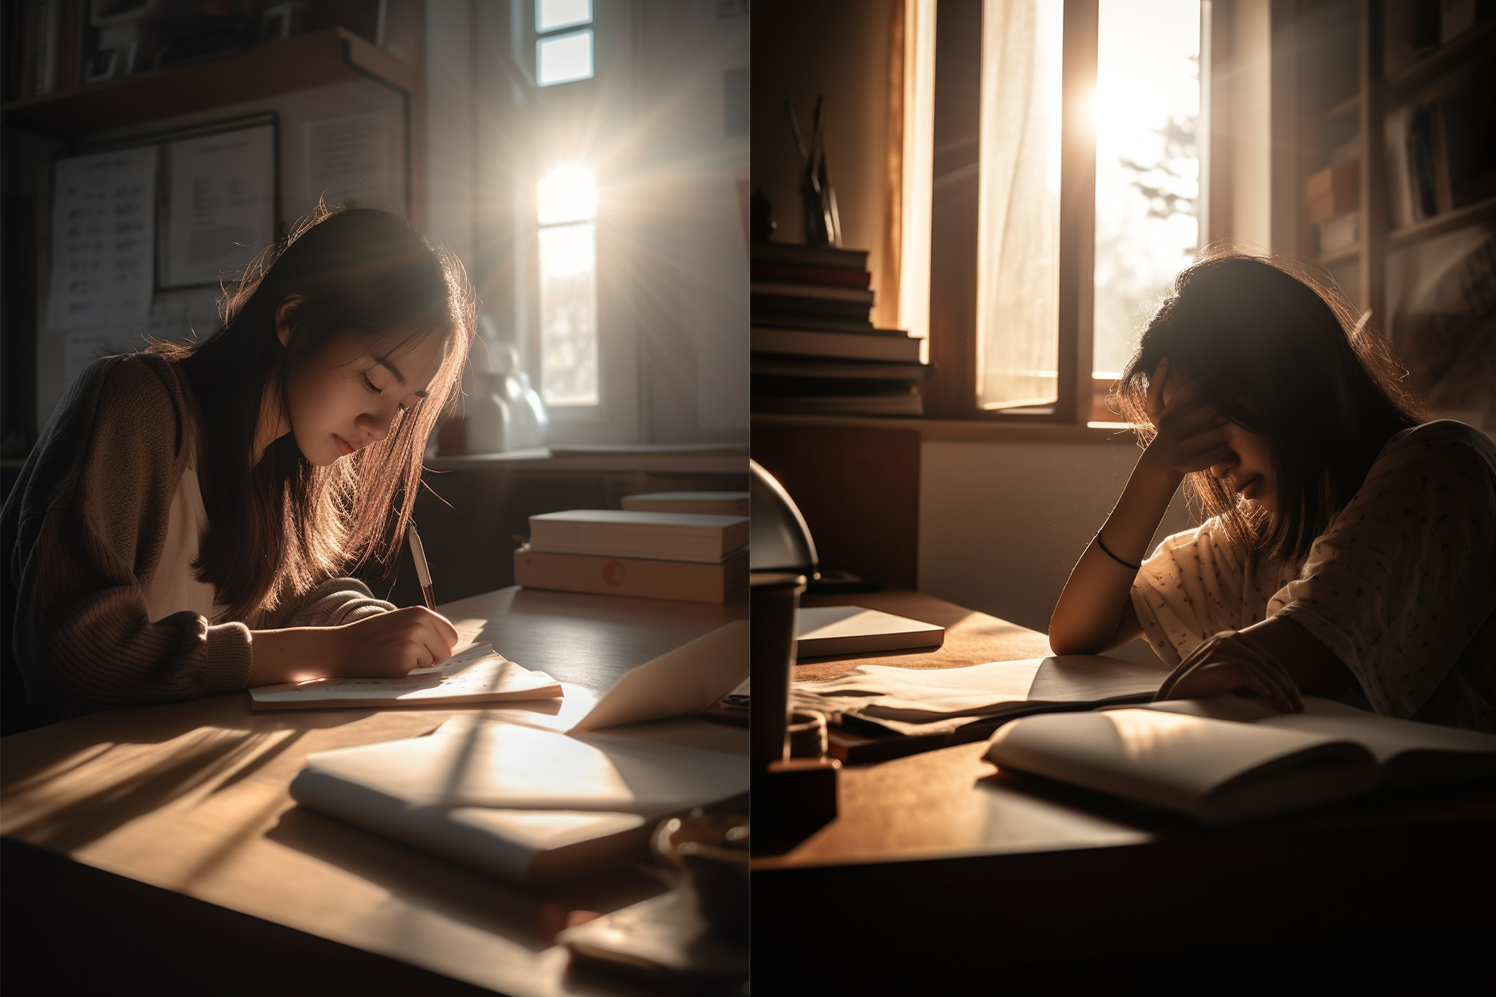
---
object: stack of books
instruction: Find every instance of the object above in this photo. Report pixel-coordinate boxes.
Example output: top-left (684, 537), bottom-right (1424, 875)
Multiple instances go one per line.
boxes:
top-left (514, 508), bottom-right (749, 604)
top-left (750, 242), bottom-right (929, 416)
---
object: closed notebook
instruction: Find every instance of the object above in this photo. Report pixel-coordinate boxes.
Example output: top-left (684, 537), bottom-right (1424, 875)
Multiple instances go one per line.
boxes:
top-left (514, 546), bottom-right (747, 603)
top-left (528, 509), bottom-right (749, 563)
top-left (984, 697), bottom-right (1496, 826)
top-left (795, 605), bottom-right (945, 657)
top-left (249, 643), bottom-right (563, 711)
top-left (288, 620), bottom-right (749, 883)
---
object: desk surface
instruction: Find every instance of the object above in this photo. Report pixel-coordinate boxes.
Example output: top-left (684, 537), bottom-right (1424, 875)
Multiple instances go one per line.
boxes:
top-left (1, 587), bottom-right (748, 997)
top-left (757, 590), bottom-right (1496, 989)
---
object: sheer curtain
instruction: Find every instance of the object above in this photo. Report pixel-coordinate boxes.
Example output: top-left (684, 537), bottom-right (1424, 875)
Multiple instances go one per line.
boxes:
top-left (975, 0), bottom-right (1063, 409)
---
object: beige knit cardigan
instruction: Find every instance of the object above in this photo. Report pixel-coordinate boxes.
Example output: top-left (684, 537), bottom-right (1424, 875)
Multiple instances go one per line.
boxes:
top-left (2, 353), bottom-right (393, 732)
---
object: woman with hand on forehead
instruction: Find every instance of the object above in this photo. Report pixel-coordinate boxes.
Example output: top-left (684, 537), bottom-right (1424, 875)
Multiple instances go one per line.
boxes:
top-left (2, 206), bottom-right (471, 733)
top-left (1049, 252), bottom-right (1496, 730)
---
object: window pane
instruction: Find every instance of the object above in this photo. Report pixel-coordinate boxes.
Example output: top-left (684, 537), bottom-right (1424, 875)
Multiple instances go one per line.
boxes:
top-left (537, 0), bottom-right (591, 33)
top-left (539, 222), bottom-right (599, 405)
top-left (537, 29), bottom-right (594, 87)
top-left (1093, 0), bottom-right (1201, 377)
top-left (976, 0), bottom-right (1063, 409)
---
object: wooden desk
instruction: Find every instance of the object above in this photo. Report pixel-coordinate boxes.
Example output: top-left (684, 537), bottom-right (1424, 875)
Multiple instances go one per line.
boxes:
top-left (2, 587), bottom-right (748, 997)
top-left (757, 591), bottom-right (1496, 991)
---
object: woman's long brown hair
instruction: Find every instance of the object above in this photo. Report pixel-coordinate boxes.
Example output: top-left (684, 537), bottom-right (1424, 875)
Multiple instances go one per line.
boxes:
top-left (154, 206), bottom-right (475, 620)
top-left (1115, 250), bottom-right (1426, 567)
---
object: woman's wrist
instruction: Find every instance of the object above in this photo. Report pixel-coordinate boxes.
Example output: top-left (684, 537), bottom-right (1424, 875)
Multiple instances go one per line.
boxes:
top-left (248, 626), bottom-right (337, 686)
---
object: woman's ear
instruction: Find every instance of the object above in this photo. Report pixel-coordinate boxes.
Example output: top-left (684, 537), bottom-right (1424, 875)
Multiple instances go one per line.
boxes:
top-left (274, 294), bottom-right (305, 348)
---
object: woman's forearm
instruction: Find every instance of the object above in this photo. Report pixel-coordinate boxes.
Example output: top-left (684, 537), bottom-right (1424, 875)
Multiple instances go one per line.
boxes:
top-left (247, 627), bottom-right (335, 686)
top-left (1050, 452), bottom-right (1182, 653)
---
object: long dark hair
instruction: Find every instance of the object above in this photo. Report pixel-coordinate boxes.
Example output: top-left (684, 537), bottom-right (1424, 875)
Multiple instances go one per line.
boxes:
top-left (155, 206), bottom-right (475, 619)
top-left (1117, 251), bottom-right (1426, 566)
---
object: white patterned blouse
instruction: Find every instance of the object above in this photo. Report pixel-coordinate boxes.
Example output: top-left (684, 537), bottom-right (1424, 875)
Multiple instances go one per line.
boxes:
top-left (1130, 420), bottom-right (1496, 731)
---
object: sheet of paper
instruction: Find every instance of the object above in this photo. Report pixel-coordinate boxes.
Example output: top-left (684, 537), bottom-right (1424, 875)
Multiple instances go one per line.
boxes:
top-left (249, 643), bottom-right (562, 706)
top-left (62, 300), bottom-right (189, 383)
top-left (305, 112), bottom-right (392, 209)
top-left (165, 126), bottom-right (275, 287)
top-left (794, 655), bottom-right (1167, 736)
top-left (47, 147), bottom-right (156, 331)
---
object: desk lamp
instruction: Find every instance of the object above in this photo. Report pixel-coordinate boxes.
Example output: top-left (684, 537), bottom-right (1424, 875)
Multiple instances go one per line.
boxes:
top-left (750, 460), bottom-right (839, 851)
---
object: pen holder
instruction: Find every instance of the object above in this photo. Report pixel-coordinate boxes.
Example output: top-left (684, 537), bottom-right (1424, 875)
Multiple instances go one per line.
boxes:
top-left (652, 809), bottom-right (750, 940)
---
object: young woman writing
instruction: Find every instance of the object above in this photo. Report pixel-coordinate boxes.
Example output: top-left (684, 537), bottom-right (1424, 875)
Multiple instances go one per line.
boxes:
top-left (2, 207), bottom-right (474, 733)
top-left (1050, 253), bottom-right (1496, 730)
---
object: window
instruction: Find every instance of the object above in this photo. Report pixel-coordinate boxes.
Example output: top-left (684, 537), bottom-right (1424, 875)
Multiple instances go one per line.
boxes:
top-left (537, 167), bottom-right (599, 406)
top-left (922, 0), bottom-right (1207, 423)
top-left (536, 0), bottom-right (594, 86)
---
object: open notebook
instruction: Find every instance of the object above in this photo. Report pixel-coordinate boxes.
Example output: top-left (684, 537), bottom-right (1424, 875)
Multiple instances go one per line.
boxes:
top-left (249, 643), bottom-right (562, 711)
top-left (289, 620), bottom-right (749, 884)
top-left (984, 696), bottom-right (1496, 826)
top-left (793, 654), bottom-right (1168, 761)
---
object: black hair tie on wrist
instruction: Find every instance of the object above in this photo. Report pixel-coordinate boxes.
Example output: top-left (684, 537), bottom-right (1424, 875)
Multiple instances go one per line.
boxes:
top-left (1095, 531), bottom-right (1141, 572)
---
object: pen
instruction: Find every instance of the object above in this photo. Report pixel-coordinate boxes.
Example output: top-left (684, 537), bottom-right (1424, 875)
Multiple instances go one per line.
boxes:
top-left (408, 523), bottom-right (437, 611)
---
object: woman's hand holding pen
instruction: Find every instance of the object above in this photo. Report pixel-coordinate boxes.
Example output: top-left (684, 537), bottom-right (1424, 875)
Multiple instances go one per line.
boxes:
top-left (248, 607), bottom-right (458, 685)
top-left (330, 607), bottom-right (459, 676)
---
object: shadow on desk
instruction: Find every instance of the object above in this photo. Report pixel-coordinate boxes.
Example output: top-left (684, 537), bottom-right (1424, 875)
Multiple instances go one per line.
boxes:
top-left (0, 699), bottom-right (385, 854)
top-left (1, 838), bottom-right (504, 997)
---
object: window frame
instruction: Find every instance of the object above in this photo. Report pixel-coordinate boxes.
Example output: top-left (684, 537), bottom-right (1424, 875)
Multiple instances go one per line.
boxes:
top-left (924, 0), bottom-right (1161, 426)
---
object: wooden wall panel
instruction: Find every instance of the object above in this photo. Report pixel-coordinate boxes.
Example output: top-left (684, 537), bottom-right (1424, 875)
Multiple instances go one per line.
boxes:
top-left (752, 427), bottom-right (921, 589)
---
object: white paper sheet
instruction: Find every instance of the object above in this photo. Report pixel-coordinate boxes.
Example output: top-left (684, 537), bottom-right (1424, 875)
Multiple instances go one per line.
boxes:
top-left (62, 300), bottom-right (189, 384)
top-left (47, 147), bottom-right (157, 331)
top-left (794, 655), bottom-right (1168, 736)
top-left (248, 643), bottom-right (563, 708)
top-left (305, 112), bottom-right (392, 209)
top-left (165, 126), bottom-right (276, 287)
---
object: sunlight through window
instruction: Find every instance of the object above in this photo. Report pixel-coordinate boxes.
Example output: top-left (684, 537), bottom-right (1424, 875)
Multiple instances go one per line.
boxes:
top-left (539, 167), bottom-right (599, 405)
top-left (1093, 0), bottom-right (1202, 378)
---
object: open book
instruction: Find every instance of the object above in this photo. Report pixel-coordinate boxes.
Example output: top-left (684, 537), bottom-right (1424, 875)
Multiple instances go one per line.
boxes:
top-left (984, 696), bottom-right (1496, 826)
top-left (288, 620), bottom-right (749, 884)
top-left (249, 643), bottom-right (563, 711)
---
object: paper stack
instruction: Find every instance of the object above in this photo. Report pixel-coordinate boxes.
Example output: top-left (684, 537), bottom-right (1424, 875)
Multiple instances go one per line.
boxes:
top-left (515, 508), bottom-right (749, 603)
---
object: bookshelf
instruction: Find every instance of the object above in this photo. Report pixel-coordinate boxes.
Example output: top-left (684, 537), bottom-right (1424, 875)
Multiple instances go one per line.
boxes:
top-left (1294, 0), bottom-right (1496, 349)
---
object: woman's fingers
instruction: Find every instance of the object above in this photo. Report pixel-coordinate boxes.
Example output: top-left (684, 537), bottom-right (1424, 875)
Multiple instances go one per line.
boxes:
top-left (1155, 632), bottom-right (1305, 712)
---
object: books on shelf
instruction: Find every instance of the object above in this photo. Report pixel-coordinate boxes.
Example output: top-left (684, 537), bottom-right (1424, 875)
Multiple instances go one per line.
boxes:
top-left (527, 509), bottom-right (749, 564)
top-left (984, 695), bottom-right (1496, 826)
top-left (1387, 87), bottom-right (1496, 230)
top-left (514, 546), bottom-right (748, 603)
top-left (1305, 163), bottom-right (1359, 224)
top-left (620, 491), bottom-right (750, 516)
top-left (1318, 210), bottom-right (1360, 255)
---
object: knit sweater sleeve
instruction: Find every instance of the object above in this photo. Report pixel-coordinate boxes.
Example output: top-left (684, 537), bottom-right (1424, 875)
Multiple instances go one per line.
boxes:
top-left (259, 576), bottom-right (397, 629)
top-left (5, 357), bottom-right (252, 725)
